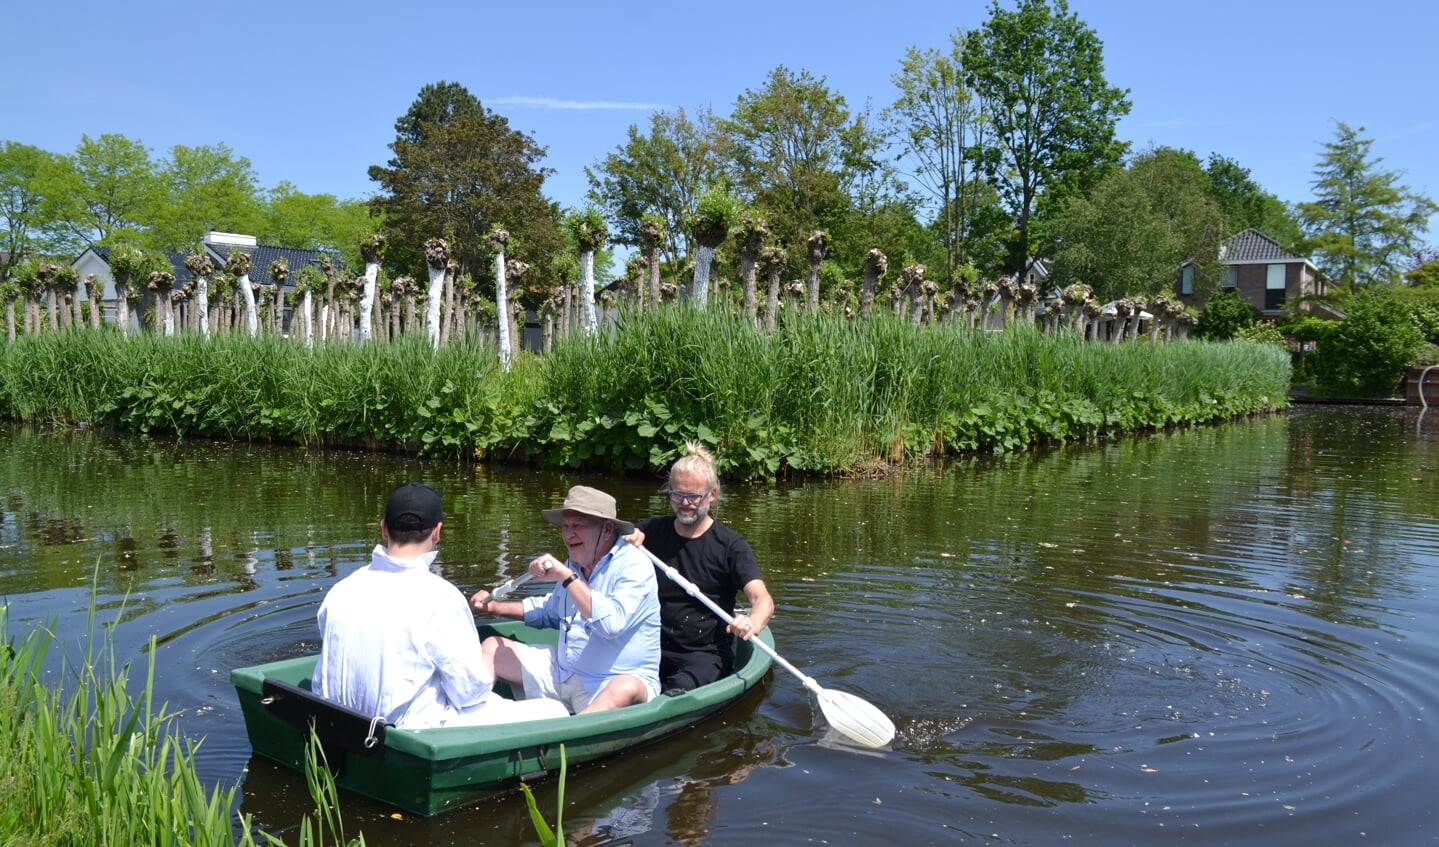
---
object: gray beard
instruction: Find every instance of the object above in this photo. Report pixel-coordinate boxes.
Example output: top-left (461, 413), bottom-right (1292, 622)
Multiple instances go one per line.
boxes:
top-left (675, 503), bottom-right (710, 527)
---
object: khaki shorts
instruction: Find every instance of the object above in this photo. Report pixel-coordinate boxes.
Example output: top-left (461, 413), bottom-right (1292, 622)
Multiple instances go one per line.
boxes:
top-left (508, 641), bottom-right (656, 713)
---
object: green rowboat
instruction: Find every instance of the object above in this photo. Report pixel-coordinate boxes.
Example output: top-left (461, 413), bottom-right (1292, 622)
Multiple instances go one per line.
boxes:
top-left (231, 621), bottom-right (774, 816)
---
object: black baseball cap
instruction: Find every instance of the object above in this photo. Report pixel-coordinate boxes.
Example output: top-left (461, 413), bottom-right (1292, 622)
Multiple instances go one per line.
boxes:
top-left (384, 483), bottom-right (444, 532)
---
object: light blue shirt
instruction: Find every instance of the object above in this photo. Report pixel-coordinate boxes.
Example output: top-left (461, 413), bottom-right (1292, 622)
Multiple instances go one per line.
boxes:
top-left (521, 540), bottom-right (660, 694)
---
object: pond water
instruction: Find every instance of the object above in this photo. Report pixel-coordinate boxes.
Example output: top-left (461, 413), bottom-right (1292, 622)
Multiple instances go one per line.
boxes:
top-left (3, 406), bottom-right (1437, 846)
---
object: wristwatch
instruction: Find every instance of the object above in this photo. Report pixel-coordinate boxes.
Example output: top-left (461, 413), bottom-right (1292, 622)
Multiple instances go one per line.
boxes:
top-left (561, 574), bottom-right (580, 589)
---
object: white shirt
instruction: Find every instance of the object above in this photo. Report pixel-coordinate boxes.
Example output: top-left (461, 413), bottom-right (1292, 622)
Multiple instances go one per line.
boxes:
top-left (314, 545), bottom-right (493, 729)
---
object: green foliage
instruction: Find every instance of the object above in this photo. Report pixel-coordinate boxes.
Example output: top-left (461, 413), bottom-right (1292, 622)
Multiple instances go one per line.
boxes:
top-left (585, 107), bottom-right (726, 272)
top-left (0, 312), bottom-right (1291, 479)
top-left (1203, 153), bottom-right (1304, 247)
top-left (518, 745), bottom-right (566, 846)
top-left (1233, 320), bottom-right (1287, 347)
top-left (690, 187), bottom-right (742, 248)
top-left (1193, 290), bottom-right (1262, 340)
top-left (962, 0), bottom-right (1131, 274)
top-left (1, 589), bottom-right (364, 847)
top-left (369, 81), bottom-right (562, 288)
top-left (1311, 290), bottom-right (1424, 396)
top-left (1050, 146), bottom-right (1225, 301)
top-left (1298, 121), bottom-right (1439, 292)
top-left (563, 206), bottom-right (609, 253)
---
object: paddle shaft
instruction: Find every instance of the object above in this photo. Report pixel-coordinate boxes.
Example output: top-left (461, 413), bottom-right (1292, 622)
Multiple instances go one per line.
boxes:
top-left (635, 544), bottom-right (823, 698)
top-left (490, 571), bottom-right (533, 599)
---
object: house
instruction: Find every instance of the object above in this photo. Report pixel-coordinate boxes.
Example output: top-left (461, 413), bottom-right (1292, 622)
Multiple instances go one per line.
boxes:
top-left (1176, 228), bottom-right (1329, 317)
top-left (70, 232), bottom-right (338, 331)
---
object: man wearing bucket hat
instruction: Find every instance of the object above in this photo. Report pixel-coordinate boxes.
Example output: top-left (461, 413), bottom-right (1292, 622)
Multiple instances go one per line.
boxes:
top-left (471, 485), bottom-right (660, 714)
top-left (315, 482), bottom-right (568, 728)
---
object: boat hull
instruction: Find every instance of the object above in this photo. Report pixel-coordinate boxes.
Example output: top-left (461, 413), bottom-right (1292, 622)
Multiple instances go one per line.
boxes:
top-left (231, 621), bottom-right (773, 816)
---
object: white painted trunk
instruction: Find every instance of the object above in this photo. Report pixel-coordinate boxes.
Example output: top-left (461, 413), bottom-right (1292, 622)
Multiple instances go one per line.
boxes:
top-left (163, 301), bottom-right (174, 337)
top-left (426, 264), bottom-right (445, 349)
top-left (359, 260), bottom-right (379, 342)
top-left (196, 277), bottom-right (210, 340)
top-left (301, 290), bottom-right (314, 348)
top-left (580, 250), bottom-right (598, 335)
top-left (495, 252), bottom-right (511, 372)
top-left (691, 245), bottom-right (714, 308)
top-left (239, 273), bottom-right (258, 338)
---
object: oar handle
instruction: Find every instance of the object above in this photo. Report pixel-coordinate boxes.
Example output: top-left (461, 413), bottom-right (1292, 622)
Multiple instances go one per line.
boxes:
top-left (635, 544), bottom-right (822, 696)
top-left (490, 571), bottom-right (533, 599)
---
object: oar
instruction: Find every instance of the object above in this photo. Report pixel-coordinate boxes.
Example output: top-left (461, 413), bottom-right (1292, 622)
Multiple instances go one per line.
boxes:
top-left (635, 544), bottom-right (896, 748)
top-left (489, 571), bottom-right (533, 599)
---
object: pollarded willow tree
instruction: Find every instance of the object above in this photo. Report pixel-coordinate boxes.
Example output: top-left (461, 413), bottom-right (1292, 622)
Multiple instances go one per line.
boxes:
top-left (184, 251), bottom-right (213, 339)
top-left (358, 233), bottom-right (386, 341)
top-left (422, 238), bottom-right (449, 349)
top-left (736, 214), bottom-right (768, 325)
top-left (689, 187), bottom-right (740, 308)
top-left (490, 227), bottom-right (513, 370)
top-left (225, 248), bottom-right (258, 338)
top-left (563, 207), bottom-right (608, 335)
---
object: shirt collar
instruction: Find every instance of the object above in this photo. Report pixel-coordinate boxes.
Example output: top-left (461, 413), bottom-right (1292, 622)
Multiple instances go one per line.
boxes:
top-left (370, 543), bottom-right (439, 571)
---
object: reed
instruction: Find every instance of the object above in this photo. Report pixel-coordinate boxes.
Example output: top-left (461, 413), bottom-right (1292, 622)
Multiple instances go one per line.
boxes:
top-left (0, 592), bottom-right (364, 847)
top-left (0, 316), bottom-right (1291, 478)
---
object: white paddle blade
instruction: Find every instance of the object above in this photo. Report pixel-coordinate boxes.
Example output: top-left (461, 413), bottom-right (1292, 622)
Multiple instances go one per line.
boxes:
top-left (817, 689), bottom-right (896, 748)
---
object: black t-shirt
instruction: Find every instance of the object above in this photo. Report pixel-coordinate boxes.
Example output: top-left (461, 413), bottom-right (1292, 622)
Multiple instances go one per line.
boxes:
top-left (639, 517), bottom-right (763, 665)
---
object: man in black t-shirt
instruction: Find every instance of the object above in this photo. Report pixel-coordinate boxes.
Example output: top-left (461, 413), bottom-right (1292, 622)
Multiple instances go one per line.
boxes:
top-left (634, 444), bottom-right (774, 693)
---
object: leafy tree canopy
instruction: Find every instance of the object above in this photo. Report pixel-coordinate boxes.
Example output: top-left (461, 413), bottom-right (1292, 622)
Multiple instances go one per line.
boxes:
top-left (369, 82), bottom-right (561, 289)
top-left (1203, 153), bottom-right (1304, 247)
top-left (963, 0), bottom-right (1131, 275)
top-left (1298, 121), bottom-right (1438, 292)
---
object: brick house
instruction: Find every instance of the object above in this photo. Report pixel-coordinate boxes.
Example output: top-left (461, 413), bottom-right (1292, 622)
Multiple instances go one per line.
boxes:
top-left (1176, 228), bottom-right (1329, 317)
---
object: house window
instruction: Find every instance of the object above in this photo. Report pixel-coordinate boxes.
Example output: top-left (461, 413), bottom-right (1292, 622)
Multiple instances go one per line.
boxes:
top-left (1224, 266), bottom-right (1238, 289)
top-left (1180, 265), bottom-right (1194, 295)
top-left (1265, 264), bottom-right (1286, 310)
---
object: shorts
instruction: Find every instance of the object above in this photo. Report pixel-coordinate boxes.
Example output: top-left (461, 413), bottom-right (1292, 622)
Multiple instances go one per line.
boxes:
top-left (509, 640), bottom-right (658, 713)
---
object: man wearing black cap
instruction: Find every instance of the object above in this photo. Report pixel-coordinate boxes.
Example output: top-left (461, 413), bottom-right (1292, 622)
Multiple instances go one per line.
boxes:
top-left (314, 482), bottom-right (567, 728)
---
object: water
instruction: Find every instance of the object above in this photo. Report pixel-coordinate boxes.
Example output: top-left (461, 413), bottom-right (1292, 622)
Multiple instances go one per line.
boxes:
top-left (3, 407), bottom-right (1437, 846)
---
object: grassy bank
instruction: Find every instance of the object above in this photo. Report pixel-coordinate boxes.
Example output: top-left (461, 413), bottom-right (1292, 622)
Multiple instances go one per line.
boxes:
top-left (0, 601), bottom-right (362, 846)
top-left (0, 310), bottom-right (1291, 478)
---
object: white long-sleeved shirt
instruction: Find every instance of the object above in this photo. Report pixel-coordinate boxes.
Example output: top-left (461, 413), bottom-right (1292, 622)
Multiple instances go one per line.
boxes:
top-left (314, 545), bottom-right (493, 728)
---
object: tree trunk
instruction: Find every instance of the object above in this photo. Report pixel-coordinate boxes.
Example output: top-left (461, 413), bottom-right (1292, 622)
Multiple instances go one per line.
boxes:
top-left (300, 290), bottom-right (314, 348)
top-left (580, 249), bottom-right (599, 334)
top-left (425, 263), bottom-right (445, 349)
top-left (691, 245), bottom-right (714, 309)
top-left (237, 274), bottom-right (257, 338)
top-left (495, 251), bottom-right (511, 371)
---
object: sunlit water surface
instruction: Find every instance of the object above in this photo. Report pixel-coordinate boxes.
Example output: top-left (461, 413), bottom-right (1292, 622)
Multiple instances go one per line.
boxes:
top-left (2, 406), bottom-right (1436, 846)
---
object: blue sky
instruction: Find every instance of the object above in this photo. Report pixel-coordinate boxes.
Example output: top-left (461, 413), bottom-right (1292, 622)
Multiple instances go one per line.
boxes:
top-left (6, 0), bottom-right (1436, 244)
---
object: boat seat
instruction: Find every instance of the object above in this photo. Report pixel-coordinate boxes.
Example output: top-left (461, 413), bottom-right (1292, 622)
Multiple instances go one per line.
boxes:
top-left (260, 678), bottom-right (389, 774)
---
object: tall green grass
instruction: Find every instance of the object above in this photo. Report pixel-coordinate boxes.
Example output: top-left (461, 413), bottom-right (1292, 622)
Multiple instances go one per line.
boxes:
top-left (0, 595), bottom-right (363, 846)
top-left (0, 312), bottom-right (1291, 478)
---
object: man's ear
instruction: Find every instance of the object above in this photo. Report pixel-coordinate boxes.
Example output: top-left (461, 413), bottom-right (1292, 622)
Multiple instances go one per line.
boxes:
top-left (379, 519), bottom-right (390, 543)
top-left (431, 521), bottom-right (443, 543)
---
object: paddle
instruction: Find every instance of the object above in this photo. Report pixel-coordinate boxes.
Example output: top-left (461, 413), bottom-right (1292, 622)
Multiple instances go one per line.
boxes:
top-left (489, 571), bottom-right (533, 599)
top-left (635, 544), bottom-right (896, 748)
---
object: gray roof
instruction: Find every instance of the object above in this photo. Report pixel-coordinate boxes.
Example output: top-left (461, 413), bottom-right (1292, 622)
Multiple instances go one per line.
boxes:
top-left (80, 243), bottom-right (341, 287)
top-left (1220, 228), bottom-right (1305, 264)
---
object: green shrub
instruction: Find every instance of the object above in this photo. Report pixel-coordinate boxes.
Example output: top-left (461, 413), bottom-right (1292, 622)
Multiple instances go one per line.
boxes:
top-left (1193, 291), bottom-right (1261, 340)
top-left (1234, 321), bottom-right (1287, 347)
top-left (1312, 290), bottom-right (1424, 396)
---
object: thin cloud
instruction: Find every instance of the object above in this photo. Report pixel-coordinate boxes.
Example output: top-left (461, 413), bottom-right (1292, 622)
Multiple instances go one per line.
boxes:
top-left (491, 95), bottom-right (672, 111)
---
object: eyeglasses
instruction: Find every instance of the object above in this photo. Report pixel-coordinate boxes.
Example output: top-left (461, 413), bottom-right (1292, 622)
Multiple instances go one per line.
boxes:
top-left (664, 488), bottom-right (712, 505)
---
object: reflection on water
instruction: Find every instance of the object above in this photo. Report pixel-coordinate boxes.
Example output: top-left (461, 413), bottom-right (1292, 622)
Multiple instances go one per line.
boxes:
top-left (2, 406), bottom-right (1438, 846)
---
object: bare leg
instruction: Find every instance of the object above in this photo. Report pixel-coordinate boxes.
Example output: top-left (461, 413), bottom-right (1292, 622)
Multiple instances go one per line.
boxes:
top-left (579, 674), bottom-right (648, 714)
top-left (481, 636), bottom-right (526, 696)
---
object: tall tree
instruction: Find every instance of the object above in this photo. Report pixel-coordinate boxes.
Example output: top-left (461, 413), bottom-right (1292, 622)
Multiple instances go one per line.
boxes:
top-left (1203, 153), bottom-right (1303, 246)
top-left (585, 107), bottom-right (727, 272)
top-left (260, 182), bottom-right (374, 267)
top-left (0, 142), bottom-right (72, 277)
top-left (1049, 147), bottom-right (1224, 303)
top-left (151, 143), bottom-right (263, 250)
top-left (885, 32), bottom-right (993, 282)
top-left (49, 133), bottom-right (161, 247)
top-left (1297, 121), bottom-right (1438, 292)
top-left (724, 66), bottom-right (862, 258)
top-left (369, 82), bottom-right (556, 283)
top-left (963, 0), bottom-right (1131, 275)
